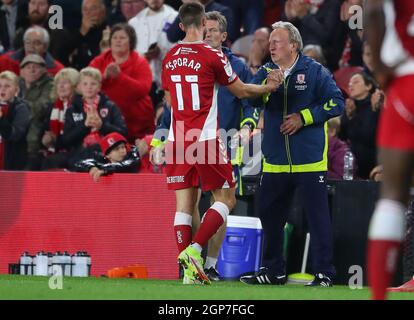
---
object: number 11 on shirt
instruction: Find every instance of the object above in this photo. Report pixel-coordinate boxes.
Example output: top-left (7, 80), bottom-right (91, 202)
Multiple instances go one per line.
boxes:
top-left (171, 75), bottom-right (200, 111)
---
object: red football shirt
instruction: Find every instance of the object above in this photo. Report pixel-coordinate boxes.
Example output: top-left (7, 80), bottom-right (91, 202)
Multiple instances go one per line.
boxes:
top-left (393, 0), bottom-right (414, 58)
top-left (162, 41), bottom-right (238, 142)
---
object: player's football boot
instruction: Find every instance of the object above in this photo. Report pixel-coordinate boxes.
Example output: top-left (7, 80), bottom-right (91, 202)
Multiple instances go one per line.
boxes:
top-left (204, 267), bottom-right (221, 281)
top-left (178, 246), bottom-right (211, 285)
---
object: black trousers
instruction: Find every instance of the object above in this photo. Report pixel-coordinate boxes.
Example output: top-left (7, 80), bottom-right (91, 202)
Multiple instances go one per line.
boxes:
top-left (258, 171), bottom-right (336, 278)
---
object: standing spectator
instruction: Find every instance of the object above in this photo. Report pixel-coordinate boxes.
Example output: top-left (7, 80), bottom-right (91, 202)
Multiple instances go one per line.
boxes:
top-left (240, 22), bottom-right (344, 286)
top-left (68, 0), bottom-right (108, 70)
top-left (129, 0), bottom-right (177, 106)
top-left (13, 0), bottom-right (73, 65)
top-left (61, 67), bottom-right (127, 165)
top-left (219, 0), bottom-right (264, 40)
top-left (284, 0), bottom-right (342, 71)
top-left (0, 26), bottom-right (64, 76)
top-left (41, 68), bottom-right (80, 170)
top-left (339, 72), bottom-right (380, 179)
top-left (108, 0), bottom-right (146, 25)
top-left (166, 0), bottom-right (235, 44)
top-left (0, 70), bottom-right (31, 170)
top-left (72, 132), bottom-right (141, 181)
top-left (18, 54), bottom-right (53, 170)
top-left (303, 44), bottom-right (326, 66)
top-left (90, 23), bottom-right (154, 143)
top-left (0, 0), bottom-right (27, 52)
top-left (160, 2), bottom-right (279, 285)
top-left (247, 27), bottom-right (271, 75)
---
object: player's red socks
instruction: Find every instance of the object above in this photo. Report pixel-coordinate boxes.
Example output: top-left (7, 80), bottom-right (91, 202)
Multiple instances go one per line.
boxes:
top-left (174, 212), bottom-right (193, 253)
top-left (193, 202), bottom-right (229, 248)
top-left (367, 199), bottom-right (406, 300)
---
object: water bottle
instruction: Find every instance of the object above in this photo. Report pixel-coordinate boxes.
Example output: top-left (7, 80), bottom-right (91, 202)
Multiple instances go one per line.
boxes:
top-left (19, 252), bottom-right (33, 275)
top-left (62, 251), bottom-right (72, 276)
top-left (47, 252), bottom-right (53, 276)
top-left (51, 252), bottom-right (64, 277)
top-left (71, 252), bottom-right (89, 277)
top-left (343, 150), bottom-right (354, 181)
top-left (34, 251), bottom-right (49, 276)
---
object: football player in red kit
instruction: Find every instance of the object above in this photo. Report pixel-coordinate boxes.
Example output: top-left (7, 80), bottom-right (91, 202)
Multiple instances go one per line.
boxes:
top-left (161, 2), bottom-right (282, 284)
top-left (366, 0), bottom-right (414, 300)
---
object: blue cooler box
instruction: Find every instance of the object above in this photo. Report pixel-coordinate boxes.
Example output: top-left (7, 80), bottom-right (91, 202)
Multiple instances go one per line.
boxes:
top-left (217, 215), bottom-right (263, 279)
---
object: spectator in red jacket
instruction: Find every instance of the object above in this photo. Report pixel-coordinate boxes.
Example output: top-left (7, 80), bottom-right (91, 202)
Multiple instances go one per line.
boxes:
top-left (89, 23), bottom-right (155, 143)
top-left (0, 26), bottom-right (64, 76)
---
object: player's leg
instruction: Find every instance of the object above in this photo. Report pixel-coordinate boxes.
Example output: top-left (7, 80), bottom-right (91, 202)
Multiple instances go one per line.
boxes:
top-left (174, 187), bottom-right (200, 253)
top-left (205, 222), bottom-right (226, 280)
top-left (368, 148), bottom-right (414, 299)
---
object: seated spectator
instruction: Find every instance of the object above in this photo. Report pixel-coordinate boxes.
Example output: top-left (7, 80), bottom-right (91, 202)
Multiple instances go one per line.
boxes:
top-left (327, 116), bottom-right (354, 180)
top-left (13, 0), bottom-right (73, 65)
top-left (247, 27), bottom-right (271, 75)
top-left (61, 67), bottom-right (127, 166)
top-left (0, 26), bottom-right (64, 76)
top-left (0, 70), bottom-right (31, 170)
top-left (303, 44), bottom-right (327, 66)
top-left (68, 0), bottom-right (108, 70)
top-left (41, 67), bottom-right (80, 170)
top-left (72, 132), bottom-right (140, 182)
top-left (90, 23), bottom-right (155, 143)
top-left (129, 0), bottom-right (177, 107)
top-left (18, 54), bottom-right (53, 170)
top-left (0, 0), bottom-right (28, 52)
top-left (339, 72), bottom-right (381, 179)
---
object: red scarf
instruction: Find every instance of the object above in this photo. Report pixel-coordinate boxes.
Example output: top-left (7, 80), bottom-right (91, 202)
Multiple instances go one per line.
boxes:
top-left (82, 96), bottom-right (102, 147)
top-left (49, 99), bottom-right (68, 137)
top-left (0, 102), bottom-right (9, 170)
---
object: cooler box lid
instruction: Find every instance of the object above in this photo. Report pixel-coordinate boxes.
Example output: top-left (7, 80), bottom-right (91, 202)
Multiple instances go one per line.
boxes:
top-left (227, 215), bottom-right (262, 229)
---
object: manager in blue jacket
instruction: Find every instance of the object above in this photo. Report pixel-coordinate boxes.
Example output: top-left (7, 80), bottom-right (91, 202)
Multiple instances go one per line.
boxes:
top-left (240, 21), bottom-right (344, 287)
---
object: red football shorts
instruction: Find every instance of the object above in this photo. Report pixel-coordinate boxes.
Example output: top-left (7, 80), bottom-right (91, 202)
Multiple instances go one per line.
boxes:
top-left (377, 75), bottom-right (414, 150)
top-left (164, 138), bottom-right (235, 191)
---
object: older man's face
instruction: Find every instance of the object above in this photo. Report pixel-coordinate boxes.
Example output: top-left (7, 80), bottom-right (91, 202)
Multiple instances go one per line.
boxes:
top-left (82, 0), bottom-right (106, 26)
top-left (269, 28), bottom-right (295, 65)
top-left (24, 30), bottom-right (47, 56)
top-left (20, 62), bottom-right (46, 85)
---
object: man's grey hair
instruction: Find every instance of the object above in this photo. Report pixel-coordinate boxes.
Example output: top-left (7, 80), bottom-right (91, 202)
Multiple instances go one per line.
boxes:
top-left (271, 21), bottom-right (303, 52)
top-left (205, 11), bottom-right (228, 33)
top-left (303, 44), bottom-right (327, 65)
top-left (23, 26), bottom-right (50, 49)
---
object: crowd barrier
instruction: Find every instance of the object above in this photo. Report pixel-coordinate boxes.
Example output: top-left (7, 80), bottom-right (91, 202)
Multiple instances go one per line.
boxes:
top-left (0, 171), bottom-right (178, 279)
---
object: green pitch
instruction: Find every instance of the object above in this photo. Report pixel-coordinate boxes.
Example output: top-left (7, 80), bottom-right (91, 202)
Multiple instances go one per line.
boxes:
top-left (0, 275), bottom-right (412, 300)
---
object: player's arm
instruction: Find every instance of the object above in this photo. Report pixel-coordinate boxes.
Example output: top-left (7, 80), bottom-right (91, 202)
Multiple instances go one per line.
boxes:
top-left (226, 71), bottom-right (283, 99)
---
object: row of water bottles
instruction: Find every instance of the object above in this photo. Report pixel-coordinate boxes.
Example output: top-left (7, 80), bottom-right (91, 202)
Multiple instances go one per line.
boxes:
top-left (19, 251), bottom-right (91, 277)
top-left (343, 150), bottom-right (354, 181)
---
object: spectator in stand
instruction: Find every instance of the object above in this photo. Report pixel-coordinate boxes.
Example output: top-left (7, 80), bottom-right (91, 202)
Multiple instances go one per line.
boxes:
top-left (219, 0), bottom-right (264, 40)
top-left (334, 0), bottom-right (363, 71)
top-left (13, 0), bottom-right (73, 65)
top-left (0, 70), bottom-right (31, 170)
top-left (61, 67), bottom-right (127, 167)
top-left (166, 0), bottom-right (235, 44)
top-left (303, 44), bottom-right (326, 66)
top-left (327, 116), bottom-right (354, 180)
top-left (107, 0), bottom-right (146, 25)
top-left (0, 26), bottom-right (64, 76)
top-left (0, 0), bottom-right (28, 52)
top-left (89, 23), bottom-right (154, 143)
top-left (284, 0), bottom-right (342, 71)
top-left (18, 54), bottom-right (53, 170)
top-left (68, 0), bottom-right (108, 70)
top-left (72, 132), bottom-right (140, 181)
top-left (41, 68), bottom-right (80, 170)
top-left (129, 0), bottom-right (177, 108)
top-left (247, 27), bottom-right (271, 75)
top-left (339, 72), bottom-right (381, 179)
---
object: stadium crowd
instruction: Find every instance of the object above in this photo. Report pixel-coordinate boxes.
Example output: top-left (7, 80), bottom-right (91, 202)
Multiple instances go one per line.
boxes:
top-left (0, 0), bottom-right (383, 181)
